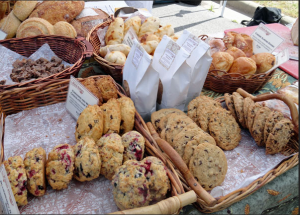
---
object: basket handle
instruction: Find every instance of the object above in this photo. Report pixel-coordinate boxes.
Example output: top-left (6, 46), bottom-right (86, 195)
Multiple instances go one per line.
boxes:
top-left (146, 122), bottom-right (217, 207)
top-left (76, 36), bottom-right (93, 59)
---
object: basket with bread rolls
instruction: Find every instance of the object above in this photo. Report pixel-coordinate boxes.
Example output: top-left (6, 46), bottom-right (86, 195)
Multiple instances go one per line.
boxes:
top-left (201, 31), bottom-right (277, 94)
top-left (87, 15), bottom-right (179, 82)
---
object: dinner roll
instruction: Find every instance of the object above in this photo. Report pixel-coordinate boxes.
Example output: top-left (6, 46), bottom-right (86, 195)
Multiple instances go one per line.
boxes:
top-left (53, 21), bottom-right (77, 38)
top-left (104, 51), bottom-right (126, 65)
top-left (226, 47), bottom-right (246, 60)
top-left (138, 33), bottom-right (161, 43)
top-left (251, 53), bottom-right (276, 74)
top-left (100, 44), bottom-right (131, 57)
top-left (228, 57), bottom-right (256, 75)
top-left (141, 40), bottom-right (159, 55)
top-left (209, 52), bottom-right (234, 72)
top-left (105, 17), bottom-right (124, 45)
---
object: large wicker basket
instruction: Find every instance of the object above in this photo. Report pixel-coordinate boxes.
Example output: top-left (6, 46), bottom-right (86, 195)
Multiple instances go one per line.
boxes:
top-left (0, 35), bottom-right (93, 92)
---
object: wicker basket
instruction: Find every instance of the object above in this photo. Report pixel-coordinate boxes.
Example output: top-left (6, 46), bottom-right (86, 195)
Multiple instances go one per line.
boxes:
top-left (0, 35), bottom-right (93, 92)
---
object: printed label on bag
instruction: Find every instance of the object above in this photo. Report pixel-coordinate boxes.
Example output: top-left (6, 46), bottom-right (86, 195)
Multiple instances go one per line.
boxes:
top-left (0, 165), bottom-right (20, 214)
top-left (251, 23), bottom-right (284, 54)
top-left (66, 76), bottom-right (99, 120)
top-left (132, 46), bottom-right (143, 68)
top-left (182, 36), bottom-right (199, 54)
top-left (122, 27), bottom-right (139, 48)
top-left (0, 30), bottom-right (7, 40)
top-left (159, 40), bottom-right (180, 70)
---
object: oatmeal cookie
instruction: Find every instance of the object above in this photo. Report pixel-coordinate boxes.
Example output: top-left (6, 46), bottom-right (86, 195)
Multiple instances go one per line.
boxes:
top-left (24, 147), bottom-right (46, 196)
top-left (232, 92), bottom-right (246, 128)
top-left (73, 136), bottom-right (101, 182)
top-left (247, 102), bottom-right (262, 133)
top-left (46, 144), bottom-right (75, 190)
top-left (122, 131), bottom-right (145, 162)
top-left (252, 106), bottom-right (272, 147)
top-left (81, 77), bottom-right (103, 105)
top-left (4, 156), bottom-right (28, 206)
top-left (118, 97), bottom-right (135, 135)
top-left (243, 97), bottom-right (254, 129)
top-left (187, 96), bottom-right (202, 122)
top-left (75, 104), bottom-right (103, 142)
top-left (101, 98), bottom-right (121, 134)
top-left (224, 93), bottom-right (238, 121)
top-left (264, 110), bottom-right (285, 144)
top-left (96, 76), bottom-right (118, 102)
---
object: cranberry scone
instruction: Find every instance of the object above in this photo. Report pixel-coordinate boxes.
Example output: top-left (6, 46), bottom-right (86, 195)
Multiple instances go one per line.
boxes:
top-left (121, 131), bottom-right (145, 162)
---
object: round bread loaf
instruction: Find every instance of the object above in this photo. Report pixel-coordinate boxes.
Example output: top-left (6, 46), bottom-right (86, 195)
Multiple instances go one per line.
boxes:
top-left (53, 21), bottom-right (77, 38)
top-left (251, 53), bottom-right (275, 74)
top-left (16, 18), bottom-right (54, 38)
top-left (226, 46), bottom-right (246, 60)
top-left (0, 11), bottom-right (21, 39)
top-left (104, 51), bottom-right (126, 65)
top-left (209, 52), bottom-right (234, 72)
top-left (228, 57), bottom-right (256, 75)
top-left (13, 1), bottom-right (38, 21)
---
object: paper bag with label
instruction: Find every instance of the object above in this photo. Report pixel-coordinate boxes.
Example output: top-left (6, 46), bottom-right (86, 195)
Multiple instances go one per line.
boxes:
top-left (123, 39), bottom-right (159, 121)
top-left (176, 30), bottom-right (212, 110)
top-left (152, 35), bottom-right (191, 111)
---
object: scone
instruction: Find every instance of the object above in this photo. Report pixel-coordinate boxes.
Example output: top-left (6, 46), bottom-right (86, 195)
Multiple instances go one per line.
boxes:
top-left (101, 98), bottom-right (122, 134)
top-left (96, 76), bottom-right (118, 102)
top-left (75, 105), bottom-right (103, 142)
top-left (46, 144), bottom-right (75, 190)
top-left (232, 92), bottom-right (246, 128)
top-left (96, 133), bottom-right (124, 180)
top-left (122, 131), bottom-right (145, 162)
top-left (73, 136), bottom-right (101, 182)
top-left (251, 53), bottom-right (276, 74)
top-left (24, 147), bottom-right (46, 196)
top-left (264, 111), bottom-right (285, 144)
top-left (118, 97), bottom-right (135, 135)
top-left (4, 156), bottom-right (28, 206)
top-left (81, 77), bottom-right (103, 105)
top-left (189, 143), bottom-right (227, 190)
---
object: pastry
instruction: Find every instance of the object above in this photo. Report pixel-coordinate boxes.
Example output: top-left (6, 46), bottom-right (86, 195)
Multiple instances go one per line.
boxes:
top-left (208, 38), bottom-right (226, 55)
top-left (138, 33), bottom-right (161, 43)
top-left (96, 76), bottom-right (118, 102)
top-left (122, 131), bottom-right (145, 162)
top-left (46, 144), bottom-right (75, 190)
top-left (225, 46), bottom-right (246, 60)
top-left (138, 16), bottom-right (160, 37)
top-left (99, 44), bottom-right (131, 57)
top-left (96, 133), bottom-right (124, 180)
top-left (73, 136), bottom-right (101, 182)
top-left (224, 93), bottom-right (238, 121)
top-left (243, 97), bottom-right (255, 129)
top-left (141, 40), bottom-right (159, 55)
top-left (105, 17), bottom-right (124, 45)
top-left (124, 16), bottom-right (141, 36)
top-left (81, 77), bottom-right (103, 105)
top-left (233, 33), bottom-right (253, 57)
top-left (53, 21), bottom-right (77, 38)
top-left (208, 107), bottom-right (241, 150)
top-left (75, 104), bottom-right (103, 142)
top-left (101, 98), bottom-right (121, 134)
top-left (104, 51), bottom-right (126, 65)
top-left (187, 96), bottom-right (201, 122)
top-left (13, 1), bottom-right (38, 21)
top-left (4, 156), bottom-right (28, 206)
top-left (0, 11), bottom-right (21, 39)
top-left (223, 31), bottom-right (238, 49)
top-left (209, 52), bottom-right (234, 73)
top-left (232, 92), bottom-right (246, 128)
top-left (154, 24), bottom-right (174, 37)
top-left (228, 57), bottom-right (257, 75)
top-left (118, 97), bottom-right (135, 135)
top-left (170, 34), bottom-right (179, 42)
top-left (251, 53), bottom-right (276, 74)
top-left (24, 148), bottom-right (46, 196)
top-left (264, 110), bottom-right (285, 144)
top-left (16, 17), bottom-right (54, 38)
top-left (189, 143), bottom-right (227, 191)
top-left (247, 102), bottom-right (262, 134)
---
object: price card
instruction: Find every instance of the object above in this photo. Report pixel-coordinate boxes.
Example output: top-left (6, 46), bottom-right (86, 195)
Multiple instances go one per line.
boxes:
top-left (0, 30), bottom-right (7, 40)
top-left (122, 27), bottom-right (139, 48)
top-left (65, 76), bottom-right (99, 120)
top-left (251, 23), bottom-right (284, 54)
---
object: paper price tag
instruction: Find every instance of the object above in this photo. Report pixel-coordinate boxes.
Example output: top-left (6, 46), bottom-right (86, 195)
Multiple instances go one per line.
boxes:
top-left (251, 23), bottom-right (284, 54)
top-left (0, 30), bottom-right (7, 40)
top-left (66, 76), bottom-right (99, 120)
top-left (122, 27), bottom-right (139, 48)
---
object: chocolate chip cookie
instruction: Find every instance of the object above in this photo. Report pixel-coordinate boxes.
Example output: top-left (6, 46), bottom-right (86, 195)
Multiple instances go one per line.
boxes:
top-left (243, 97), bottom-right (254, 129)
top-left (118, 97), bottom-right (136, 135)
top-left (224, 93), bottom-right (238, 121)
top-left (122, 131), bottom-right (145, 162)
top-left (247, 102), bottom-right (262, 133)
top-left (101, 98), bottom-right (121, 134)
top-left (232, 92), bottom-right (246, 128)
top-left (264, 110), bottom-right (285, 144)
top-left (252, 106), bottom-right (272, 147)
top-left (96, 76), bottom-right (118, 102)
top-left (187, 96), bottom-right (202, 122)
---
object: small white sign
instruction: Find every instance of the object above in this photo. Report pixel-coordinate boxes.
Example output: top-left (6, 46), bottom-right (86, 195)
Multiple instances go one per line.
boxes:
top-left (265, 48), bottom-right (290, 74)
top-left (0, 30), bottom-right (7, 40)
top-left (122, 27), bottom-right (139, 48)
top-left (65, 76), bottom-right (99, 120)
top-left (251, 23), bottom-right (285, 54)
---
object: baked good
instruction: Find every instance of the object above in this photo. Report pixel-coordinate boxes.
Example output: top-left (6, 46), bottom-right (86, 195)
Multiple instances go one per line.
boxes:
top-left (265, 119), bottom-right (294, 155)
top-left (187, 96), bottom-right (201, 122)
top-left (139, 33), bottom-right (161, 43)
top-left (81, 77), bottom-right (103, 105)
top-left (13, 1), bottom-right (38, 21)
top-left (100, 44), bottom-right (131, 57)
top-left (208, 38), bottom-right (226, 55)
top-left (170, 34), bottom-right (179, 42)
top-left (154, 24), bottom-right (174, 37)
top-left (122, 131), bottom-right (145, 162)
top-left (189, 143), bottom-right (227, 190)
top-left (250, 53), bottom-right (276, 74)
top-left (264, 111), bottom-right (285, 144)
top-left (96, 133), bottom-right (124, 180)
top-left (247, 102), bottom-right (262, 133)
top-left (226, 46), bottom-right (246, 60)
top-left (228, 57), bottom-right (257, 75)
top-left (16, 17), bottom-right (54, 38)
top-left (124, 16), bottom-right (141, 36)
top-left (232, 92), bottom-right (246, 128)
top-left (0, 11), bottom-right (21, 39)
top-left (243, 97), bottom-right (255, 129)
top-left (4, 156), bottom-right (27, 206)
top-left (101, 98), bottom-right (121, 134)
top-left (138, 16), bottom-right (160, 37)
top-left (75, 104), bottom-right (103, 142)
top-left (209, 52), bottom-right (234, 73)
top-left (224, 93), bottom-right (238, 121)
top-left (104, 51), bottom-right (127, 65)
top-left (251, 107), bottom-right (272, 147)
top-left (96, 76), bottom-right (118, 102)
top-left (105, 17), bottom-right (124, 45)
top-left (53, 21), bottom-right (77, 38)
top-left (223, 31), bottom-right (238, 49)
top-left (29, 1), bottom-right (85, 25)
top-left (118, 97), bottom-right (135, 135)
top-left (0, 1), bottom-right (8, 20)
top-left (46, 144), bottom-right (75, 190)
top-left (73, 136), bottom-right (101, 182)
top-left (24, 148), bottom-right (46, 196)
top-left (141, 40), bottom-right (159, 55)
top-left (233, 33), bottom-right (253, 57)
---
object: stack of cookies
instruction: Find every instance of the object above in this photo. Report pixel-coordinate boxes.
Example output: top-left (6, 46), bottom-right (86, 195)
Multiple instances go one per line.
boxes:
top-left (224, 92), bottom-right (295, 155)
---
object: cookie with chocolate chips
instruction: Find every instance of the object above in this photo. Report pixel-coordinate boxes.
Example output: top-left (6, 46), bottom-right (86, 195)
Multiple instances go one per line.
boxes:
top-left (264, 110), bottom-right (285, 144)
top-left (224, 93), bottom-right (238, 121)
top-left (247, 102), bottom-right (262, 134)
top-left (232, 92), bottom-right (246, 128)
top-left (243, 97), bottom-right (254, 129)
top-left (101, 98), bottom-right (121, 134)
top-left (187, 96), bottom-right (204, 122)
top-left (118, 96), bottom-right (135, 135)
top-left (252, 106), bottom-right (272, 147)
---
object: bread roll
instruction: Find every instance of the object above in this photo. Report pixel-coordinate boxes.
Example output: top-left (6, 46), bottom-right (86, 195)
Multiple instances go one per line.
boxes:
top-left (104, 51), bottom-right (126, 65)
top-left (124, 16), bottom-right (141, 36)
top-left (171, 34), bottom-right (179, 42)
top-left (105, 17), bottom-right (124, 45)
top-left (0, 1), bottom-right (8, 20)
top-left (154, 24), bottom-right (174, 37)
top-left (13, 1), bottom-right (38, 21)
top-left (226, 47), bottom-right (246, 60)
top-left (138, 33), bottom-right (161, 43)
top-left (209, 52), bottom-right (234, 72)
top-left (251, 53), bottom-right (275, 74)
top-left (0, 11), bottom-right (21, 39)
top-left (53, 21), bottom-right (77, 38)
top-left (138, 16), bottom-right (160, 37)
top-left (228, 57), bottom-right (256, 75)
top-left (223, 31), bottom-right (238, 49)
top-left (100, 44), bottom-right (131, 57)
top-left (233, 33), bottom-right (253, 57)
top-left (16, 18), bottom-right (54, 38)
top-left (141, 40), bottom-right (159, 55)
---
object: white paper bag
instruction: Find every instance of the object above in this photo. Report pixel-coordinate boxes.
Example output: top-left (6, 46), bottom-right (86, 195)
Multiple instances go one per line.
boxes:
top-left (152, 35), bottom-right (191, 111)
top-left (176, 30), bottom-right (212, 110)
top-left (123, 39), bottom-right (159, 121)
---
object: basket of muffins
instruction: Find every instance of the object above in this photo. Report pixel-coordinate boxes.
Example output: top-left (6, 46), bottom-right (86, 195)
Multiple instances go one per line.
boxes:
top-left (202, 31), bottom-right (277, 94)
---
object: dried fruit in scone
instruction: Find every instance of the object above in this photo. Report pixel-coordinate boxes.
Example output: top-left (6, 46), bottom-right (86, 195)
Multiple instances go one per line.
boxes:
top-left (138, 16), bottom-right (160, 37)
top-left (4, 156), bottom-right (28, 206)
top-left (96, 76), bottom-right (118, 102)
top-left (24, 147), bottom-right (46, 196)
top-left (75, 104), bottom-right (103, 142)
top-left (122, 131), bottom-right (145, 162)
top-left (124, 16), bottom-right (141, 36)
top-left (46, 144), bottom-right (75, 190)
top-left (105, 17), bottom-right (124, 45)
top-left (101, 98), bottom-right (121, 134)
top-left (96, 133), bottom-right (124, 180)
top-left (73, 136), bottom-right (101, 182)
top-left (81, 77), bottom-right (103, 105)
top-left (118, 96), bottom-right (135, 135)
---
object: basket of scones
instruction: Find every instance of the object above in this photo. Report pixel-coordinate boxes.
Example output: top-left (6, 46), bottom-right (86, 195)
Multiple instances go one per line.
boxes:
top-left (202, 31), bottom-right (277, 94)
top-left (87, 15), bottom-right (178, 82)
